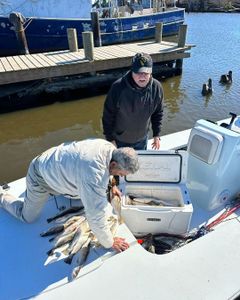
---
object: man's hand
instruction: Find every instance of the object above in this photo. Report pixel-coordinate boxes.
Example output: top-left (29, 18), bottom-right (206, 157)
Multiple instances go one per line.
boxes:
top-left (111, 140), bottom-right (117, 147)
top-left (151, 137), bottom-right (160, 150)
top-left (112, 237), bottom-right (129, 252)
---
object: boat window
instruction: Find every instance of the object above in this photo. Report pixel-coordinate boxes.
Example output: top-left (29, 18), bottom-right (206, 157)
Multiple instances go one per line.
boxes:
top-left (188, 127), bottom-right (223, 164)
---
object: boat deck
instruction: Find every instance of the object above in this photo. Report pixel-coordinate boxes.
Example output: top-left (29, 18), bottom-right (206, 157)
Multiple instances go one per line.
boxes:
top-left (1, 119), bottom-right (240, 300)
top-left (0, 40), bottom-right (192, 85)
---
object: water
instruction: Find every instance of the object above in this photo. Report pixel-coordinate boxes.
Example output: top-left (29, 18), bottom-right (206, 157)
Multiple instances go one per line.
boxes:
top-left (0, 12), bottom-right (240, 183)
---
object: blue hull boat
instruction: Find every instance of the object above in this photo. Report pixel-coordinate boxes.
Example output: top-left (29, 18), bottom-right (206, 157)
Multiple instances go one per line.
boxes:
top-left (0, 2), bottom-right (184, 56)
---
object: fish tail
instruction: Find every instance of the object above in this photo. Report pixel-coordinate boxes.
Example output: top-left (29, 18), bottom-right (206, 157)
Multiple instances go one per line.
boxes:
top-left (64, 254), bottom-right (73, 265)
top-left (47, 217), bottom-right (54, 223)
top-left (47, 248), bottom-right (55, 256)
top-left (71, 266), bottom-right (81, 280)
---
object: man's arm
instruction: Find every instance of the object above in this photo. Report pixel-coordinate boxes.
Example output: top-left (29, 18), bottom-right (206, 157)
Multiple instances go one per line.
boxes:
top-left (102, 85), bottom-right (118, 142)
top-left (151, 82), bottom-right (164, 149)
top-left (79, 178), bottom-right (129, 251)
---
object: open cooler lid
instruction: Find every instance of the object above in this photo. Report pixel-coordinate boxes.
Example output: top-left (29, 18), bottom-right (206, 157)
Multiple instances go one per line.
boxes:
top-left (125, 150), bottom-right (188, 184)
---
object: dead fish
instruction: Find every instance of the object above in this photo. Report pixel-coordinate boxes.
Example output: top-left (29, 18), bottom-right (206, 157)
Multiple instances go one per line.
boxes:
top-left (64, 221), bottom-right (91, 264)
top-left (49, 217), bottom-right (85, 243)
top-left (64, 231), bottom-right (92, 265)
top-left (40, 214), bottom-right (84, 237)
top-left (109, 216), bottom-right (118, 236)
top-left (128, 196), bottom-right (165, 207)
top-left (47, 228), bottom-right (78, 256)
top-left (40, 224), bottom-right (65, 237)
top-left (63, 215), bottom-right (86, 228)
top-left (111, 195), bottom-right (123, 224)
top-left (71, 237), bottom-right (92, 280)
top-left (51, 242), bottom-right (70, 257)
top-left (44, 242), bottom-right (71, 265)
top-left (52, 210), bottom-right (85, 224)
top-left (47, 206), bottom-right (84, 223)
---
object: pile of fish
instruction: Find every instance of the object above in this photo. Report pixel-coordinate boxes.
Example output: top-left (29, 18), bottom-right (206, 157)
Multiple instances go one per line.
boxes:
top-left (40, 206), bottom-right (118, 280)
top-left (137, 233), bottom-right (191, 254)
top-left (125, 195), bottom-right (181, 207)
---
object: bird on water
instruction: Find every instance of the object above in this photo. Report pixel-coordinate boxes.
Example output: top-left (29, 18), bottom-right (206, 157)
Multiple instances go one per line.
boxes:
top-left (202, 78), bottom-right (213, 96)
top-left (220, 71), bottom-right (232, 84)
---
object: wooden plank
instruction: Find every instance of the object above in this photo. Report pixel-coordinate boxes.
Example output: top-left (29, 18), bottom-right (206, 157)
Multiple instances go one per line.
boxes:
top-left (13, 56), bottom-right (29, 70)
top-left (37, 53), bottom-right (56, 67)
top-left (25, 54), bottom-right (44, 68)
top-left (60, 52), bottom-right (81, 64)
top-left (91, 51), bottom-right (111, 60)
top-left (42, 53), bottom-right (60, 64)
top-left (0, 60), bottom-right (5, 72)
top-left (92, 52), bottom-right (111, 60)
top-left (6, 56), bottom-right (22, 71)
top-left (66, 52), bottom-right (86, 62)
top-left (30, 53), bottom-right (52, 67)
top-left (93, 49), bottom-right (116, 60)
top-left (0, 57), bottom-right (13, 71)
top-left (48, 53), bottom-right (72, 65)
top-left (56, 52), bottom-right (79, 63)
top-left (97, 49), bottom-right (124, 59)
top-left (17, 55), bottom-right (36, 68)
top-left (106, 45), bottom-right (136, 56)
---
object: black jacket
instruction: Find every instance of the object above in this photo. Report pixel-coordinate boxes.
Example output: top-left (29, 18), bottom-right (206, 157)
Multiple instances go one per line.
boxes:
top-left (102, 71), bottom-right (164, 144)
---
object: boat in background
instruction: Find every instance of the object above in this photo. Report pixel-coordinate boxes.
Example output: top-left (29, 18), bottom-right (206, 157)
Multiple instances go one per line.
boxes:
top-left (0, 0), bottom-right (184, 56)
top-left (1, 113), bottom-right (240, 300)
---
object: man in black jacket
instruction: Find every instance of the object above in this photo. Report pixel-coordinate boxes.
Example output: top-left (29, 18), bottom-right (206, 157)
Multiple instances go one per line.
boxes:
top-left (102, 52), bottom-right (164, 150)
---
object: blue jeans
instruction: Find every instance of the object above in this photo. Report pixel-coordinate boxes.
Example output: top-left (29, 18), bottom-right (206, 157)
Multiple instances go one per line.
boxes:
top-left (115, 136), bottom-right (148, 150)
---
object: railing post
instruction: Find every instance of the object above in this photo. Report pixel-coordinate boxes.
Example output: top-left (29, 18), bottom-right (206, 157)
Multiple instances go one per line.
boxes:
top-left (91, 11), bottom-right (102, 47)
top-left (67, 28), bottom-right (78, 52)
top-left (82, 31), bottom-right (94, 61)
top-left (9, 12), bottom-right (29, 55)
top-left (155, 22), bottom-right (163, 43)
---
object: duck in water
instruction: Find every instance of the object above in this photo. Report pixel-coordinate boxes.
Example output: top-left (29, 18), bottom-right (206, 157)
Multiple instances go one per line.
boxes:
top-left (202, 78), bottom-right (213, 96)
top-left (220, 71), bottom-right (232, 84)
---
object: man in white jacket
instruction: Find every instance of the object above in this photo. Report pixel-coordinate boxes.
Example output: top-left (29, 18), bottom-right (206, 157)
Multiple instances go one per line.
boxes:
top-left (0, 139), bottom-right (139, 252)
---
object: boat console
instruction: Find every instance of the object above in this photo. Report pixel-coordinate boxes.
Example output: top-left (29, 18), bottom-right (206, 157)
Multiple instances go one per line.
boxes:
top-left (187, 114), bottom-right (240, 211)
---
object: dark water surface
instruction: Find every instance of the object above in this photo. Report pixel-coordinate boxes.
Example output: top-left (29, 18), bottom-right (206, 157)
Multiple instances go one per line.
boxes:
top-left (1, 13), bottom-right (240, 183)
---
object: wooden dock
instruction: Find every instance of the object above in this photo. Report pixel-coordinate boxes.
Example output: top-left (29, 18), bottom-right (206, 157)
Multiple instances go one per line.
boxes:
top-left (0, 40), bottom-right (192, 86)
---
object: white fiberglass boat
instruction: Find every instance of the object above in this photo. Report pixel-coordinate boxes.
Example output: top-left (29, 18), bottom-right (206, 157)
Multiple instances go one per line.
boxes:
top-left (1, 113), bottom-right (240, 300)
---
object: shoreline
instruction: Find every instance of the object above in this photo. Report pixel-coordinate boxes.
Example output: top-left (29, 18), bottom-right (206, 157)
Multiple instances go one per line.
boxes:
top-left (176, 0), bottom-right (240, 13)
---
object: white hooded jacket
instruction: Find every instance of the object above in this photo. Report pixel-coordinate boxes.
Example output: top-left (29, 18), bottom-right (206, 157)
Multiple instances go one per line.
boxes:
top-left (37, 139), bottom-right (116, 248)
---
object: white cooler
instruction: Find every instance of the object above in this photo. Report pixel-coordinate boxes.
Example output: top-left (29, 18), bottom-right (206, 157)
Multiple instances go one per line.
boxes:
top-left (119, 150), bottom-right (193, 236)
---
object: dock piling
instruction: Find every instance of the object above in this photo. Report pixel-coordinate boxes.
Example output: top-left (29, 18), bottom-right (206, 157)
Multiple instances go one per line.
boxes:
top-left (175, 24), bottom-right (188, 75)
top-left (91, 12), bottom-right (102, 47)
top-left (155, 22), bottom-right (163, 43)
top-left (9, 12), bottom-right (29, 55)
top-left (82, 31), bottom-right (94, 61)
top-left (177, 24), bottom-right (187, 47)
top-left (67, 28), bottom-right (79, 52)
